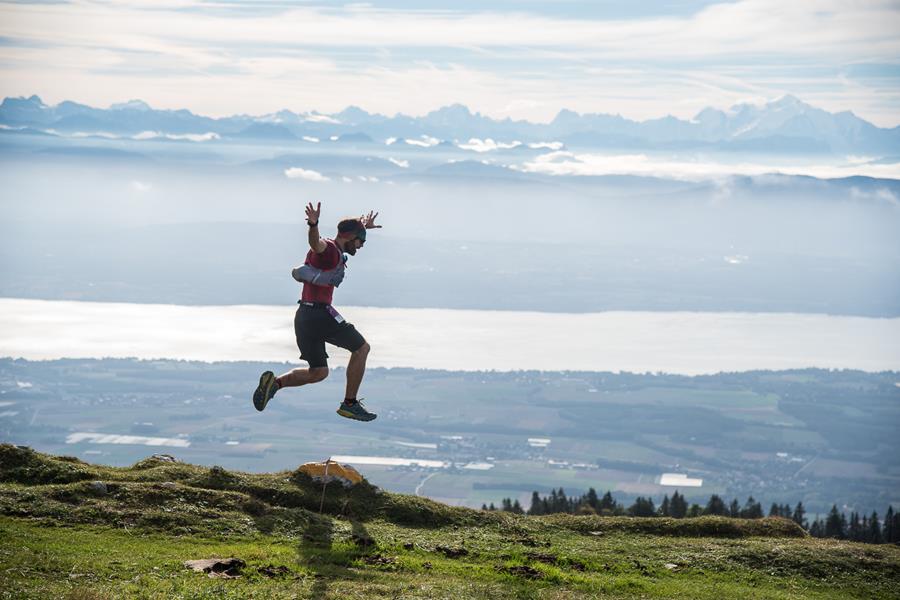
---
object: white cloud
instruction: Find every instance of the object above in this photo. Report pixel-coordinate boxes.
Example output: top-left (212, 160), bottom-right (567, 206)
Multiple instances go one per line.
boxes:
top-left (528, 141), bottom-right (564, 150)
top-left (131, 180), bottom-right (152, 192)
top-left (457, 138), bottom-right (522, 152)
top-left (5, 1), bottom-right (890, 57)
top-left (388, 157), bottom-right (409, 168)
top-left (520, 151), bottom-right (900, 181)
top-left (404, 135), bottom-right (440, 147)
top-left (71, 131), bottom-right (119, 139)
top-left (302, 136), bottom-right (320, 143)
top-left (133, 131), bottom-right (219, 142)
top-left (132, 131), bottom-right (161, 140)
top-left (284, 167), bottom-right (330, 182)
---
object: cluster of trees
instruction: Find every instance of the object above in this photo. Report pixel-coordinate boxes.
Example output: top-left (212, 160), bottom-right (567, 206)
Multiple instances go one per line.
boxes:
top-left (483, 488), bottom-right (900, 545)
top-left (481, 497), bottom-right (525, 514)
top-left (805, 505), bottom-right (899, 544)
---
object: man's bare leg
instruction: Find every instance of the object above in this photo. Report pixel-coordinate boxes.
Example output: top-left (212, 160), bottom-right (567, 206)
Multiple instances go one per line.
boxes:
top-left (336, 342), bottom-right (376, 421)
top-left (254, 366), bottom-right (328, 412)
top-left (344, 343), bottom-right (370, 400)
top-left (276, 367), bottom-right (329, 389)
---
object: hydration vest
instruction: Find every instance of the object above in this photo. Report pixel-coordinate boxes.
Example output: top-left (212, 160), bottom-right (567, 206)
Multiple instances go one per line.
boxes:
top-left (291, 252), bottom-right (347, 288)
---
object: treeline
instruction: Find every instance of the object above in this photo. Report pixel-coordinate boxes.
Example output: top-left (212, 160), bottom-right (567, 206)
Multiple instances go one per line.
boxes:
top-left (804, 505), bottom-right (899, 544)
top-left (482, 488), bottom-right (900, 545)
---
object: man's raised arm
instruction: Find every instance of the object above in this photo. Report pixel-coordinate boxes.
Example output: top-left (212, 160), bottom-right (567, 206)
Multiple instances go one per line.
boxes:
top-left (306, 201), bottom-right (327, 254)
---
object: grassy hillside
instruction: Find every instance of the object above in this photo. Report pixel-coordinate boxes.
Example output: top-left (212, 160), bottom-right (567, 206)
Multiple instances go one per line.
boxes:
top-left (1, 445), bottom-right (898, 599)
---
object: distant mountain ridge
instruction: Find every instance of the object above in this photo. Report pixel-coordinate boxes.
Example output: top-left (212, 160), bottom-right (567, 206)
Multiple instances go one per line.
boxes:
top-left (1, 93), bottom-right (898, 154)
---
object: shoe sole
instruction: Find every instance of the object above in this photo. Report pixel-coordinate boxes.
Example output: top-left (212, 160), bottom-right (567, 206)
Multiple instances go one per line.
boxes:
top-left (336, 408), bottom-right (377, 422)
top-left (253, 371), bottom-right (276, 412)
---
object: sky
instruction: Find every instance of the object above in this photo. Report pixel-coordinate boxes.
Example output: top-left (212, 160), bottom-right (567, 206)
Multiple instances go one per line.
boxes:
top-left (1, 0), bottom-right (899, 125)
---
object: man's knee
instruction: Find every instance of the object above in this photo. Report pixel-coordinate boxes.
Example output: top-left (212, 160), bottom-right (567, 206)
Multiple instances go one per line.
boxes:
top-left (309, 367), bottom-right (329, 382)
top-left (354, 342), bottom-right (370, 357)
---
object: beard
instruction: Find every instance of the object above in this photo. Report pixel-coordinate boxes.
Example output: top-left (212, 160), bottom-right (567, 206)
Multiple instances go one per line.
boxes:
top-left (345, 244), bottom-right (358, 256)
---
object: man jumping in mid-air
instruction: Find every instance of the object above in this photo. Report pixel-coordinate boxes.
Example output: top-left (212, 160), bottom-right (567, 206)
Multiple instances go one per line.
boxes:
top-left (252, 201), bottom-right (381, 421)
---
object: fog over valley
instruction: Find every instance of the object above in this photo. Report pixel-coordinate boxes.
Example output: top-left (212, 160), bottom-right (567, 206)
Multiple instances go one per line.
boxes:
top-left (1, 94), bottom-right (898, 316)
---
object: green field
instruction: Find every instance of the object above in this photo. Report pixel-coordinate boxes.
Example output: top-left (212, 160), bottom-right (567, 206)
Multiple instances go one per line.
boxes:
top-left (2, 446), bottom-right (899, 600)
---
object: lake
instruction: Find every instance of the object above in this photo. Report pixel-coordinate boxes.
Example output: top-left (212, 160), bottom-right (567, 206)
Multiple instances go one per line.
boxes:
top-left (0, 298), bottom-right (898, 374)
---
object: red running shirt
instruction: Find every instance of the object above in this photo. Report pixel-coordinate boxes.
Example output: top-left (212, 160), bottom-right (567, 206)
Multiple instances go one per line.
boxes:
top-left (300, 239), bottom-right (341, 304)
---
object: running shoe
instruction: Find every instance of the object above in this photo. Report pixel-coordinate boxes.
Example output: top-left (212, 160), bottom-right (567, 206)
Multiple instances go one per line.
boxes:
top-left (337, 399), bottom-right (377, 422)
top-left (253, 371), bottom-right (278, 412)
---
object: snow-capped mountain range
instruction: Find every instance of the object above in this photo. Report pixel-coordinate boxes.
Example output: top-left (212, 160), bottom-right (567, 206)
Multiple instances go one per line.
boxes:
top-left (1, 94), bottom-right (897, 155)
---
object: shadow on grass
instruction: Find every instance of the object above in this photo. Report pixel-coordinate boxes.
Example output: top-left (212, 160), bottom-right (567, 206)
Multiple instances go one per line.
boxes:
top-left (297, 514), bottom-right (377, 599)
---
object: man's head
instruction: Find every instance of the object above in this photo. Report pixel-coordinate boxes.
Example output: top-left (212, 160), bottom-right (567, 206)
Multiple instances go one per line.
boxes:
top-left (337, 218), bottom-right (366, 255)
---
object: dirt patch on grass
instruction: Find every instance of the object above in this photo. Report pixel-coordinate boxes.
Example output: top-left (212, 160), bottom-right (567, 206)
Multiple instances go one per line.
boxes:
top-left (436, 545), bottom-right (469, 558)
top-left (497, 565), bottom-right (542, 579)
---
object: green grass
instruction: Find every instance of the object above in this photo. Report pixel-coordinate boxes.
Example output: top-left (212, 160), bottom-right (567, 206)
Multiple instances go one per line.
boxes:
top-left (1, 444), bottom-right (899, 599)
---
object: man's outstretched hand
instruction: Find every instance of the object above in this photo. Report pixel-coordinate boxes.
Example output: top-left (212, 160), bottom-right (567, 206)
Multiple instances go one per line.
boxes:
top-left (361, 210), bottom-right (382, 229)
top-left (306, 202), bottom-right (321, 225)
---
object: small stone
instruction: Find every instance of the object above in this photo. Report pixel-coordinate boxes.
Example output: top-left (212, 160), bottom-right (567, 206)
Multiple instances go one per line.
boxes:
top-left (184, 558), bottom-right (245, 579)
top-left (88, 481), bottom-right (107, 495)
top-left (665, 563), bottom-right (679, 570)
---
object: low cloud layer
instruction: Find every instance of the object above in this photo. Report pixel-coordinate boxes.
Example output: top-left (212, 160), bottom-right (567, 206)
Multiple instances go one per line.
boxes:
top-left (520, 151), bottom-right (900, 181)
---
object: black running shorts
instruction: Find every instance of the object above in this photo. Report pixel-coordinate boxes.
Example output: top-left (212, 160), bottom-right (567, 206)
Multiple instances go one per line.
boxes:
top-left (294, 304), bottom-right (366, 369)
